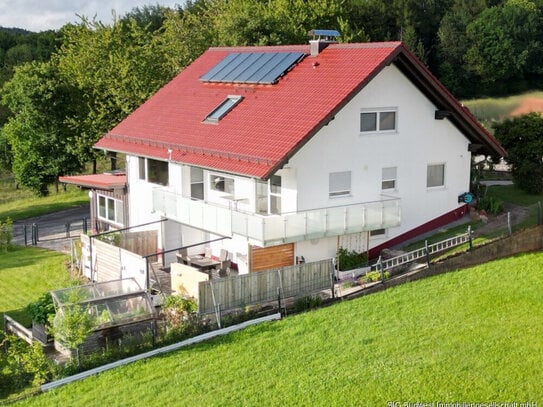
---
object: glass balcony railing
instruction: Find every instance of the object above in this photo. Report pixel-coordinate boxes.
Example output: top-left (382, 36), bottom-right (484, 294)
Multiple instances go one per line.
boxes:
top-left (153, 189), bottom-right (401, 247)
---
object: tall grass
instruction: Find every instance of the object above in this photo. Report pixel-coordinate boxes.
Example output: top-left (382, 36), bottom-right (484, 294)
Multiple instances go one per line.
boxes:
top-left (13, 252), bottom-right (543, 406)
top-left (462, 90), bottom-right (543, 130)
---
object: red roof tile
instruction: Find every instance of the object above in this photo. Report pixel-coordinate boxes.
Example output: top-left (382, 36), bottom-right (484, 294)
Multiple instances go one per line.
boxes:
top-left (95, 42), bottom-right (505, 178)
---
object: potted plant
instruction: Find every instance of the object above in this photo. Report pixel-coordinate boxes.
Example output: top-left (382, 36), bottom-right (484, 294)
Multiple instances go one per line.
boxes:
top-left (26, 293), bottom-right (55, 344)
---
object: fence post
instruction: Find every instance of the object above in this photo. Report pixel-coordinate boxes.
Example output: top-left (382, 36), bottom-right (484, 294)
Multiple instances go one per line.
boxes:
top-left (507, 211), bottom-right (512, 236)
top-left (31, 223), bottom-right (37, 245)
top-left (330, 259), bottom-right (336, 299)
top-left (24, 224), bottom-right (28, 246)
top-left (277, 287), bottom-right (283, 316)
top-left (424, 240), bottom-right (430, 267)
top-left (538, 202), bottom-right (542, 226)
top-left (468, 226), bottom-right (472, 251)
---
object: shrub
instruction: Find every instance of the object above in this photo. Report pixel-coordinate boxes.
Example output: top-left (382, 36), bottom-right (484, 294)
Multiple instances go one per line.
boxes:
top-left (337, 247), bottom-right (368, 271)
top-left (478, 196), bottom-right (504, 215)
top-left (161, 295), bottom-right (198, 329)
top-left (358, 271), bottom-right (390, 284)
top-left (293, 295), bottom-right (322, 312)
top-left (0, 332), bottom-right (55, 393)
top-left (26, 293), bottom-right (55, 325)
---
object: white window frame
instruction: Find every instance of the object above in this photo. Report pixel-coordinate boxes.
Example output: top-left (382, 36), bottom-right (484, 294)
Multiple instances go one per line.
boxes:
top-left (360, 108), bottom-right (397, 133)
top-left (257, 175), bottom-right (282, 215)
top-left (190, 167), bottom-right (204, 200)
top-left (329, 171), bottom-right (352, 198)
top-left (97, 194), bottom-right (124, 226)
top-left (138, 157), bottom-right (169, 186)
top-left (427, 163), bottom-right (445, 188)
top-left (381, 167), bottom-right (397, 191)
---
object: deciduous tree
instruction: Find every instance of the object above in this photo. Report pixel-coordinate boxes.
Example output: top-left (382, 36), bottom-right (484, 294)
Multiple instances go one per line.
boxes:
top-left (1, 61), bottom-right (83, 195)
top-left (465, 0), bottom-right (543, 89)
top-left (493, 113), bottom-right (543, 194)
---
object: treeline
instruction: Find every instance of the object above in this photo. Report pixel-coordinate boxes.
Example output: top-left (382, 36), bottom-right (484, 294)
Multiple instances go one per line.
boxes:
top-left (1, 0), bottom-right (542, 195)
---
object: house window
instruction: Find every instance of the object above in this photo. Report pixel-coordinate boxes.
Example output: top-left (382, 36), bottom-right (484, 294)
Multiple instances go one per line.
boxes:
top-left (270, 175), bottom-right (281, 214)
top-left (190, 167), bottom-right (204, 200)
top-left (256, 175), bottom-right (281, 215)
top-left (427, 163), bottom-right (445, 188)
top-left (139, 157), bottom-right (169, 186)
top-left (329, 171), bottom-right (351, 197)
top-left (211, 175), bottom-right (235, 194)
top-left (360, 109), bottom-right (397, 133)
top-left (381, 167), bottom-right (397, 190)
top-left (205, 95), bottom-right (243, 123)
top-left (97, 195), bottom-right (124, 225)
top-left (147, 159), bottom-right (169, 186)
top-left (138, 157), bottom-right (146, 180)
top-left (370, 228), bottom-right (386, 237)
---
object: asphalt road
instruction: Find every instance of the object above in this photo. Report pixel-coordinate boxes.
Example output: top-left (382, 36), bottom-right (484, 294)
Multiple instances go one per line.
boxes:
top-left (12, 204), bottom-right (90, 253)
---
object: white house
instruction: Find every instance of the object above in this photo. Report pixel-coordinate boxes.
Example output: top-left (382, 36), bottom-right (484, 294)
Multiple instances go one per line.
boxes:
top-left (84, 34), bottom-right (505, 275)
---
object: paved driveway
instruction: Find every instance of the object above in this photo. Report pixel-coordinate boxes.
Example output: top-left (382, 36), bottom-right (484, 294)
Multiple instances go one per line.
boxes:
top-left (12, 204), bottom-right (90, 253)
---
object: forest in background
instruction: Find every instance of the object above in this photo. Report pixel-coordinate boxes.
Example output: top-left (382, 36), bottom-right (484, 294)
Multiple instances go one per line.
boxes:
top-left (1, 0), bottom-right (543, 195)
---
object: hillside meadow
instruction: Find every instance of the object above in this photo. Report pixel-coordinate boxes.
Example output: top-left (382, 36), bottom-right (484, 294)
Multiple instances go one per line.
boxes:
top-left (463, 90), bottom-right (543, 130)
top-left (13, 251), bottom-right (543, 406)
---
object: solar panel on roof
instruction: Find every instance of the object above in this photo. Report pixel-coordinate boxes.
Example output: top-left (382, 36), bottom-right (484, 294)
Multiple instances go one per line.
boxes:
top-left (200, 52), bottom-right (305, 84)
top-left (308, 29), bottom-right (340, 38)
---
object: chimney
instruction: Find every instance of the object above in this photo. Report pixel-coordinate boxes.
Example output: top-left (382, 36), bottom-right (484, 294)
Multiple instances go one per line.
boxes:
top-left (308, 29), bottom-right (340, 56)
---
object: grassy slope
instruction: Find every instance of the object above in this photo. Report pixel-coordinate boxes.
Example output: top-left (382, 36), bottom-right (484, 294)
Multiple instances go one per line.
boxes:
top-left (17, 252), bottom-right (543, 406)
top-left (0, 246), bottom-right (73, 327)
top-left (0, 172), bottom-right (88, 222)
top-left (463, 90), bottom-right (543, 128)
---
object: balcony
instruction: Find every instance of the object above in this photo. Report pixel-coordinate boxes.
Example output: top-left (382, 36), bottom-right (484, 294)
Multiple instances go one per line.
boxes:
top-left (152, 189), bottom-right (401, 247)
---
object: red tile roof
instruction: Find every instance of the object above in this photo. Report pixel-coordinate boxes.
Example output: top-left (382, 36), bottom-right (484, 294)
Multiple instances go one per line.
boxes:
top-left (59, 174), bottom-right (127, 190)
top-left (95, 42), bottom-right (506, 179)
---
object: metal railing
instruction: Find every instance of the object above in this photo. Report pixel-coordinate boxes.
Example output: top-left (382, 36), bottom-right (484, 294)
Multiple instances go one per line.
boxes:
top-left (370, 229), bottom-right (472, 274)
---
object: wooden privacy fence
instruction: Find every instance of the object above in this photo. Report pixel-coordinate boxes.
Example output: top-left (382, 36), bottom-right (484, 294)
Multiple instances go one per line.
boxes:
top-left (198, 259), bottom-right (335, 314)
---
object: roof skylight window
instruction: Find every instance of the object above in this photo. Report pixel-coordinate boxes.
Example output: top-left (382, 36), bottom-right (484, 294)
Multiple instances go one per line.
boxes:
top-left (204, 95), bottom-right (243, 123)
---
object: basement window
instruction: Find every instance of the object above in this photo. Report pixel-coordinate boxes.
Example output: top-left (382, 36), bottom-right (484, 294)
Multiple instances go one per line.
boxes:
top-left (204, 95), bottom-right (243, 123)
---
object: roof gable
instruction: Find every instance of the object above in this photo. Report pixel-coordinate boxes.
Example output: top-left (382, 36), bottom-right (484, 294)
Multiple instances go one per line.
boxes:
top-left (95, 42), bottom-right (505, 179)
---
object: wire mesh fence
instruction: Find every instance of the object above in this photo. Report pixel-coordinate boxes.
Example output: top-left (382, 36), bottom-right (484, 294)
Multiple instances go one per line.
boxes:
top-left (471, 202), bottom-right (542, 240)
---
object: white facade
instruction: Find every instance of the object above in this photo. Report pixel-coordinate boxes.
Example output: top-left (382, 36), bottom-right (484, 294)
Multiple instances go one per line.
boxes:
top-left (124, 64), bottom-right (472, 270)
top-left (290, 65), bottom-right (471, 246)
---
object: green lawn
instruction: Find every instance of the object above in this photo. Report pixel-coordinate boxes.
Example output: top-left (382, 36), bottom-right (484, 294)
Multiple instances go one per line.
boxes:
top-left (0, 171), bottom-right (89, 222)
top-left (15, 252), bottom-right (543, 406)
top-left (0, 246), bottom-right (74, 327)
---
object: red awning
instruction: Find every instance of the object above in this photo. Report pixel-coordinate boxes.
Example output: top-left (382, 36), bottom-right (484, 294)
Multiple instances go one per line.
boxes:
top-left (59, 174), bottom-right (127, 191)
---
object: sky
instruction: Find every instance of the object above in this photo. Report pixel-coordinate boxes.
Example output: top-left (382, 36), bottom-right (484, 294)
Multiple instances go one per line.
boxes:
top-left (0, 1), bottom-right (184, 32)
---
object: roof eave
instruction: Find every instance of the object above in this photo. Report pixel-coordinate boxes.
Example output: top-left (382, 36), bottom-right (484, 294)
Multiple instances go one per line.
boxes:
top-left (392, 46), bottom-right (507, 158)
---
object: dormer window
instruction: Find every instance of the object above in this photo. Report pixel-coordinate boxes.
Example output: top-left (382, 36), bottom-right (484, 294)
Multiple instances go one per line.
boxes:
top-left (204, 95), bottom-right (243, 123)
